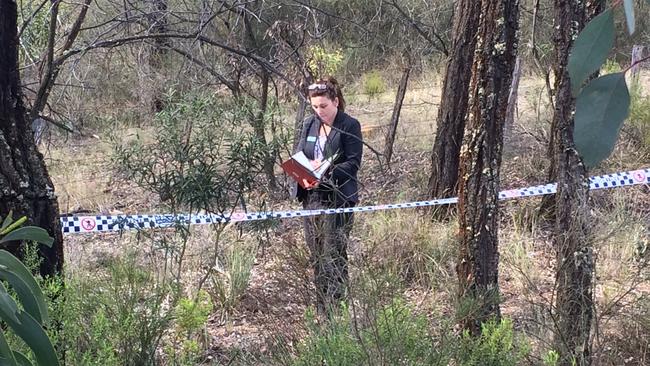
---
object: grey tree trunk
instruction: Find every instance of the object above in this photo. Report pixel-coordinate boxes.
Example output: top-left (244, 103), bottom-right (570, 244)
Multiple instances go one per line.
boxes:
top-left (427, 0), bottom-right (481, 208)
top-left (254, 70), bottom-right (277, 189)
top-left (0, 0), bottom-right (64, 276)
top-left (147, 0), bottom-right (168, 112)
top-left (456, 0), bottom-right (518, 336)
top-left (540, 1), bottom-right (603, 217)
top-left (549, 1), bottom-right (597, 364)
top-left (384, 65), bottom-right (411, 164)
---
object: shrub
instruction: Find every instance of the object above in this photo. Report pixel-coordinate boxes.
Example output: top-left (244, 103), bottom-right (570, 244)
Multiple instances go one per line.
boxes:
top-left (208, 241), bottom-right (256, 316)
top-left (292, 298), bottom-right (451, 365)
top-left (362, 70), bottom-right (387, 99)
top-left (307, 45), bottom-right (344, 79)
top-left (457, 318), bottom-right (530, 366)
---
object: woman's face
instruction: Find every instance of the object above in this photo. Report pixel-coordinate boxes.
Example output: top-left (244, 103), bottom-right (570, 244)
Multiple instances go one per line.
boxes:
top-left (310, 95), bottom-right (339, 125)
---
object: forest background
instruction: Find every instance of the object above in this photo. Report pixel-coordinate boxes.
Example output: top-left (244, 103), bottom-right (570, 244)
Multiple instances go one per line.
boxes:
top-left (0, 0), bottom-right (649, 365)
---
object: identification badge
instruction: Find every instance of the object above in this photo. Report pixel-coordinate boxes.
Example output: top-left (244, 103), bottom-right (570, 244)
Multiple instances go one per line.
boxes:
top-left (307, 136), bottom-right (317, 142)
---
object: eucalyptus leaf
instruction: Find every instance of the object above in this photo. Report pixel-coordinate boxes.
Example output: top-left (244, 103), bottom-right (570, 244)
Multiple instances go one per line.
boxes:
top-left (574, 73), bottom-right (630, 167)
top-left (0, 227), bottom-right (53, 247)
top-left (0, 251), bottom-right (49, 324)
top-left (0, 308), bottom-right (59, 366)
top-left (0, 329), bottom-right (18, 366)
top-left (12, 351), bottom-right (32, 366)
top-left (0, 291), bottom-right (21, 325)
top-left (568, 9), bottom-right (615, 96)
top-left (623, 0), bottom-right (635, 34)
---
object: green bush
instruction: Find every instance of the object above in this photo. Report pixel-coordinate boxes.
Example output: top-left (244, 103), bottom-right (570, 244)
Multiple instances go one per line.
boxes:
top-left (293, 306), bottom-right (365, 366)
top-left (44, 250), bottom-right (177, 366)
top-left (292, 298), bottom-right (449, 365)
top-left (601, 59), bottom-right (622, 74)
top-left (308, 45), bottom-right (344, 79)
top-left (362, 71), bottom-right (387, 99)
top-left (457, 318), bottom-right (530, 366)
top-left (165, 290), bottom-right (213, 365)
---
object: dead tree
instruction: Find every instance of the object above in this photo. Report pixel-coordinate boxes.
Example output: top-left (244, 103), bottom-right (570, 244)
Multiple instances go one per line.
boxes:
top-left (384, 64), bottom-right (411, 164)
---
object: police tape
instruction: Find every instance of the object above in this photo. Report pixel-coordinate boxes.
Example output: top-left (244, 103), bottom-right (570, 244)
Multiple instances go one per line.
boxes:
top-left (60, 168), bottom-right (649, 234)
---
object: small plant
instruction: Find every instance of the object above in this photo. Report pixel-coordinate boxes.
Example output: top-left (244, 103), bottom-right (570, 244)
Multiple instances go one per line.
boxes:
top-left (601, 59), bottom-right (621, 74)
top-left (292, 298), bottom-right (450, 365)
top-left (293, 305), bottom-right (365, 366)
top-left (166, 290), bottom-right (213, 365)
top-left (208, 242), bottom-right (256, 316)
top-left (542, 349), bottom-right (560, 366)
top-left (457, 318), bottom-right (530, 366)
top-left (0, 212), bottom-right (59, 366)
top-left (362, 70), bottom-right (386, 99)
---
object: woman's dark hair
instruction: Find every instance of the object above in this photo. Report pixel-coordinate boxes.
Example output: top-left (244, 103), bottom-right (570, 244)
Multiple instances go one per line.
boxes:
top-left (307, 76), bottom-right (346, 112)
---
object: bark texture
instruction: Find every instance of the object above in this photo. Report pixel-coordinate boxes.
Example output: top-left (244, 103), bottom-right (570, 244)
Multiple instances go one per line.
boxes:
top-left (549, 1), bottom-right (600, 364)
top-left (427, 0), bottom-right (481, 204)
top-left (0, 0), bottom-right (64, 276)
top-left (540, 0), bottom-right (604, 216)
top-left (456, 0), bottom-right (519, 336)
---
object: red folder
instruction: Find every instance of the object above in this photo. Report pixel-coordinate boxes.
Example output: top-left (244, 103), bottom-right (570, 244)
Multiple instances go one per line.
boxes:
top-left (281, 151), bottom-right (336, 189)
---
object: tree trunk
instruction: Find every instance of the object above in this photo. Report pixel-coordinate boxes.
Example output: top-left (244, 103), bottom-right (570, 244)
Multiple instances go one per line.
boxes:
top-left (427, 0), bottom-right (481, 208)
top-left (0, 0), bottom-right (64, 276)
top-left (549, 1), bottom-right (597, 364)
top-left (384, 65), bottom-right (411, 164)
top-left (505, 56), bottom-right (522, 131)
top-left (253, 70), bottom-right (277, 189)
top-left (540, 1), bottom-right (603, 217)
top-left (147, 0), bottom-right (168, 112)
top-left (456, 0), bottom-right (518, 336)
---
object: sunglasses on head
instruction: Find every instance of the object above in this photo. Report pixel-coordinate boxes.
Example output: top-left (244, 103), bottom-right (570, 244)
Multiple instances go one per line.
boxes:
top-left (308, 83), bottom-right (328, 91)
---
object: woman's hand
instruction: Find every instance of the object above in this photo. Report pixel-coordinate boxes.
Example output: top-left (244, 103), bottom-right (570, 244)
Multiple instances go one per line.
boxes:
top-left (302, 178), bottom-right (320, 189)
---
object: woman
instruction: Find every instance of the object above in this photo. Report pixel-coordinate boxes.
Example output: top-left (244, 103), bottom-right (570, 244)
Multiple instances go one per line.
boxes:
top-left (292, 76), bottom-right (363, 315)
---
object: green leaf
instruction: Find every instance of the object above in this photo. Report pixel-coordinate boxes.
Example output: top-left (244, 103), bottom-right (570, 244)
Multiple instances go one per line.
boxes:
top-left (0, 227), bottom-right (53, 247)
top-left (12, 351), bottom-right (33, 366)
top-left (568, 9), bottom-right (615, 96)
top-left (624, 0), bottom-right (635, 34)
top-left (0, 212), bottom-right (14, 232)
top-left (0, 251), bottom-right (49, 324)
top-left (0, 217), bottom-right (26, 237)
top-left (12, 353), bottom-right (32, 366)
top-left (0, 308), bottom-right (58, 366)
top-left (0, 284), bottom-right (21, 324)
top-left (574, 72), bottom-right (630, 167)
top-left (0, 329), bottom-right (18, 366)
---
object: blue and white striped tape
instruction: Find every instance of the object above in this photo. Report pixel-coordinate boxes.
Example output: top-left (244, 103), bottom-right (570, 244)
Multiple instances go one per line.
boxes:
top-left (60, 168), bottom-right (649, 234)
